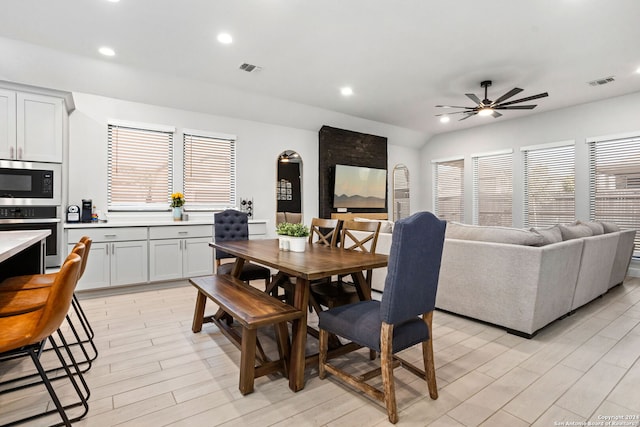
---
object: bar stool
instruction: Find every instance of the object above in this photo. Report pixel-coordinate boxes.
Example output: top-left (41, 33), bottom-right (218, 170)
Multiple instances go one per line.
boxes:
top-left (0, 236), bottom-right (97, 367)
top-left (0, 253), bottom-right (89, 426)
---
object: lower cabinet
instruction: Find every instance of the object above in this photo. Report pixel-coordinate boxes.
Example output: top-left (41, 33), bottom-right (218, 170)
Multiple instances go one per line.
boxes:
top-left (148, 225), bottom-right (213, 281)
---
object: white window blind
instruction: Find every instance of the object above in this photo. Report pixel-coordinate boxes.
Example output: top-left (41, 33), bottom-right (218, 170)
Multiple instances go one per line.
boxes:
top-left (472, 152), bottom-right (513, 226)
top-left (183, 132), bottom-right (236, 209)
top-left (523, 143), bottom-right (575, 227)
top-left (433, 158), bottom-right (464, 222)
top-left (108, 124), bottom-right (173, 210)
top-left (588, 134), bottom-right (640, 254)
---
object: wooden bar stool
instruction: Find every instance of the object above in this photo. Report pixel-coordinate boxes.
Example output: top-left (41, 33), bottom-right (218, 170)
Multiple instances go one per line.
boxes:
top-left (0, 253), bottom-right (89, 426)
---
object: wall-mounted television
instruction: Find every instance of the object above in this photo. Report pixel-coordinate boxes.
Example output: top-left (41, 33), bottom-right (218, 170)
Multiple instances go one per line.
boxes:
top-left (333, 164), bottom-right (387, 209)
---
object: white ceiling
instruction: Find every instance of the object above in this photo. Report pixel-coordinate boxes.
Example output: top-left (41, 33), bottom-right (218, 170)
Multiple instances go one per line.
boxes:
top-left (2, 0), bottom-right (640, 137)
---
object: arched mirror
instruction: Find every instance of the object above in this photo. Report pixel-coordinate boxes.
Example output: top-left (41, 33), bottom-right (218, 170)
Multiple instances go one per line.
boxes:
top-left (276, 150), bottom-right (303, 224)
top-left (392, 164), bottom-right (410, 221)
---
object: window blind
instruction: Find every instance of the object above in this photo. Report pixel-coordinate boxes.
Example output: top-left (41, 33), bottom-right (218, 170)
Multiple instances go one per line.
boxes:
top-left (588, 135), bottom-right (640, 254)
top-left (183, 133), bottom-right (236, 209)
top-left (434, 158), bottom-right (464, 222)
top-left (472, 152), bottom-right (513, 226)
top-left (523, 143), bottom-right (575, 227)
top-left (108, 124), bottom-right (172, 210)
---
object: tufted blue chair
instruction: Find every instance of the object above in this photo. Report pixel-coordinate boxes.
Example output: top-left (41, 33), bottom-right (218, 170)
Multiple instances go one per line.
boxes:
top-left (214, 209), bottom-right (271, 286)
top-left (318, 211), bottom-right (446, 424)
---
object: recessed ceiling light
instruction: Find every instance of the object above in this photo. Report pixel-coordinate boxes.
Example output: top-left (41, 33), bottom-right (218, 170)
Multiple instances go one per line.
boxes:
top-left (340, 87), bottom-right (354, 96)
top-left (106, 0), bottom-right (120, 2)
top-left (217, 33), bottom-right (233, 44)
top-left (440, 116), bottom-right (450, 123)
top-left (98, 46), bottom-right (115, 57)
top-left (636, 66), bottom-right (640, 74)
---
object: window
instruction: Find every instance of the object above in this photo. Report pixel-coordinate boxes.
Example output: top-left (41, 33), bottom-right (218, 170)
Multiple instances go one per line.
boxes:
top-left (472, 150), bottom-right (513, 226)
top-left (522, 141), bottom-right (575, 227)
top-left (433, 158), bottom-right (464, 222)
top-left (183, 131), bottom-right (236, 209)
top-left (108, 122), bottom-right (174, 210)
top-left (588, 133), bottom-right (640, 254)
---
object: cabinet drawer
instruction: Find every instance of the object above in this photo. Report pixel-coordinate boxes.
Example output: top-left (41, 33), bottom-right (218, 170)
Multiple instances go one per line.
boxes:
top-left (68, 227), bottom-right (148, 243)
top-left (149, 225), bottom-right (212, 240)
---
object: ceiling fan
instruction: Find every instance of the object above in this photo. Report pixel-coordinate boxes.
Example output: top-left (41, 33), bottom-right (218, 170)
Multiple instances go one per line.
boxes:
top-left (436, 80), bottom-right (548, 121)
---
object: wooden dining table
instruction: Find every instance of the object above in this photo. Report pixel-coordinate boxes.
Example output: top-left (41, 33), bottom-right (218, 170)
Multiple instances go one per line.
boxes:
top-left (202, 238), bottom-right (388, 392)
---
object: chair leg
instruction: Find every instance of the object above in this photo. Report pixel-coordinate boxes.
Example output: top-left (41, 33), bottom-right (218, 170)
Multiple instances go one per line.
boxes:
top-left (422, 312), bottom-right (438, 400)
top-left (28, 346), bottom-right (72, 427)
top-left (381, 322), bottom-right (398, 424)
top-left (318, 329), bottom-right (328, 379)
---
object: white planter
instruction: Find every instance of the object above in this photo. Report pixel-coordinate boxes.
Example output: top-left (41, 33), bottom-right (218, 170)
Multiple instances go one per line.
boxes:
top-left (288, 236), bottom-right (307, 252)
top-left (278, 236), bottom-right (290, 251)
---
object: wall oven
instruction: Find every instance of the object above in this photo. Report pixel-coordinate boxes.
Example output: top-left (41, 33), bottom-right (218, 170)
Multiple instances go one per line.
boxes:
top-left (0, 160), bottom-right (61, 206)
top-left (0, 206), bottom-right (61, 268)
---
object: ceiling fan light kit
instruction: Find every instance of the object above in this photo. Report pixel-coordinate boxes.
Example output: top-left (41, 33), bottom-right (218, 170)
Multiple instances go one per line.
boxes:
top-left (436, 80), bottom-right (548, 121)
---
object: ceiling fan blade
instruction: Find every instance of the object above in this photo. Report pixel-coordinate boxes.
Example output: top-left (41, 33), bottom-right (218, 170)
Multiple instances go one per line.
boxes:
top-left (435, 110), bottom-right (475, 116)
top-left (492, 88), bottom-right (523, 105)
top-left (435, 105), bottom-right (476, 109)
top-left (465, 93), bottom-right (482, 105)
top-left (491, 111), bottom-right (503, 118)
top-left (459, 112), bottom-right (477, 121)
top-left (494, 105), bottom-right (537, 110)
top-left (497, 92), bottom-right (548, 107)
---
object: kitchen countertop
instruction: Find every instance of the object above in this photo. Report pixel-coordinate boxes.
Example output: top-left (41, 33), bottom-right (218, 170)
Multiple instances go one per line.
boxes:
top-left (63, 218), bottom-right (266, 228)
top-left (0, 230), bottom-right (51, 263)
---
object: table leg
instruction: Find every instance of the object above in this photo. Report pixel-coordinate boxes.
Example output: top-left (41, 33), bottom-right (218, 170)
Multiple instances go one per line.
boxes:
top-left (192, 290), bottom-right (207, 333)
top-left (230, 257), bottom-right (245, 278)
top-left (352, 270), bottom-right (371, 301)
top-left (289, 276), bottom-right (309, 392)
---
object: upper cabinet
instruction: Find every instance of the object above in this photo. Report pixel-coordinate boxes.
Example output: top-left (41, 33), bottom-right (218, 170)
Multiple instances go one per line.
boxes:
top-left (0, 83), bottom-right (73, 163)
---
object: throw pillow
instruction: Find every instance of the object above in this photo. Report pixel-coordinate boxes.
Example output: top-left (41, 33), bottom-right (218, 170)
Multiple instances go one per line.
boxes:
top-left (530, 225), bottom-right (563, 245)
top-left (558, 223), bottom-right (593, 240)
top-left (445, 222), bottom-right (544, 246)
top-left (598, 221), bottom-right (620, 233)
top-left (577, 220), bottom-right (604, 235)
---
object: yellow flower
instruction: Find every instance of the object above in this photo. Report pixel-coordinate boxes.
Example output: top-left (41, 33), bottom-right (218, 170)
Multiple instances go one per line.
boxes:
top-left (170, 192), bottom-right (185, 207)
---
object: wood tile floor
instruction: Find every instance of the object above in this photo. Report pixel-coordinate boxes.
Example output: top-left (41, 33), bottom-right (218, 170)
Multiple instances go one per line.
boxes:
top-left (1, 278), bottom-right (639, 426)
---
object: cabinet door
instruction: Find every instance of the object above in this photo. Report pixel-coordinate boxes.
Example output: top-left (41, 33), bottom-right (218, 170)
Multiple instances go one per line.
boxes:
top-left (110, 241), bottom-right (148, 286)
top-left (183, 237), bottom-right (213, 278)
top-left (149, 239), bottom-right (183, 281)
top-left (0, 89), bottom-right (17, 160)
top-left (75, 242), bottom-right (110, 291)
top-left (16, 92), bottom-right (63, 162)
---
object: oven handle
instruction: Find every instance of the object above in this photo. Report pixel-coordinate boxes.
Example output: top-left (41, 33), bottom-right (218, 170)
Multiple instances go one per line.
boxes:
top-left (0, 218), bottom-right (61, 224)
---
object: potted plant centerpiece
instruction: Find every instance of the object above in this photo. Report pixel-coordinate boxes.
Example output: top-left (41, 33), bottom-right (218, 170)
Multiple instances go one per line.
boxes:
top-left (276, 222), bottom-right (309, 252)
top-left (171, 192), bottom-right (185, 221)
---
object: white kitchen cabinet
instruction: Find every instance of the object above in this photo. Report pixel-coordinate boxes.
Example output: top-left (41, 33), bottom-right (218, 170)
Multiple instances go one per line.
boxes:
top-left (0, 89), bottom-right (64, 162)
top-left (68, 227), bottom-right (148, 290)
top-left (149, 225), bottom-right (213, 281)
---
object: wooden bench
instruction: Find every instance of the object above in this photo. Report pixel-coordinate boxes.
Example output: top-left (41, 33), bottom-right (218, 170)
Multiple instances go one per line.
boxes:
top-left (190, 274), bottom-right (304, 395)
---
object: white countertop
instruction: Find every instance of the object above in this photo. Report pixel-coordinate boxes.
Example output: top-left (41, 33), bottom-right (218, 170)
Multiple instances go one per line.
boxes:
top-left (63, 218), bottom-right (267, 229)
top-left (0, 230), bottom-right (51, 263)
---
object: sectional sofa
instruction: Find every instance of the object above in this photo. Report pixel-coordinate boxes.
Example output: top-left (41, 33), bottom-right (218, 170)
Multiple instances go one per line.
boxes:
top-left (351, 219), bottom-right (636, 337)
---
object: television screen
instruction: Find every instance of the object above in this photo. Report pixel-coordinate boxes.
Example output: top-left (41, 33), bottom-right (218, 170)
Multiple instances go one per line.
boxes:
top-left (333, 164), bottom-right (387, 209)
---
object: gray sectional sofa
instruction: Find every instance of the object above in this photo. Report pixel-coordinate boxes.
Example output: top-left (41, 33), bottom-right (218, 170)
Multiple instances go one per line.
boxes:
top-left (351, 220), bottom-right (636, 337)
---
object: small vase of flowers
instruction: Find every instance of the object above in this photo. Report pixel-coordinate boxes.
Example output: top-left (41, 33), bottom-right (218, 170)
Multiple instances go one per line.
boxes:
top-left (276, 222), bottom-right (309, 252)
top-left (171, 192), bottom-right (185, 221)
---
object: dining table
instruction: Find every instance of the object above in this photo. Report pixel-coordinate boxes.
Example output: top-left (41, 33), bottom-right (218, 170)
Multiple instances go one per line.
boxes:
top-left (200, 238), bottom-right (389, 392)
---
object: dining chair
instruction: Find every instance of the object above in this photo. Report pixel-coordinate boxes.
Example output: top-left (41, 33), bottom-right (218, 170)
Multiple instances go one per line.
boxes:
top-left (310, 219), bottom-right (381, 309)
top-left (214, 209), bottom-right (271, 286)
top-left (318, 211), bottom-right (446, 424)
top-left (0, 252), bottom-right (89, 426)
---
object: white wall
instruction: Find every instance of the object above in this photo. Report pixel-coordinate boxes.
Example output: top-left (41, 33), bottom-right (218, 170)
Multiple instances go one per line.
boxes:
top-left (69, 92), bottom-right (423, 235)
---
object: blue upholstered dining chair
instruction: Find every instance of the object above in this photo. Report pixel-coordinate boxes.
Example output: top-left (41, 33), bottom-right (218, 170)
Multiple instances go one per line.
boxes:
top-left (318, 211), bottom-right (446, 424)
top-left (214, 209), bottom-right (271, 286)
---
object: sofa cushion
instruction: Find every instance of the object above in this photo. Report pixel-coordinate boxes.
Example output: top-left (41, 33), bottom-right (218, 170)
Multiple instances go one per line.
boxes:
top-left (530, 225), bottom-right (563, 245)
top-left (558, 223), bottom-right (593, 240)
top-left (599, 221), bottom-right (620, 233)
top-left (353, 217), bottom-right (393, 233)
top-left (577, 220), bottom-right (604, 235)
top-left (445, 222), bottom-right (544, 246)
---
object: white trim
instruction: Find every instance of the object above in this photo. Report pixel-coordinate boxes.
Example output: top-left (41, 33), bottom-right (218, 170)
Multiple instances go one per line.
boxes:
top-left (586, 131), bottom-right (640, 144)
top-left (520, 140), bottom-right (574, 152)
top-left (182, 128), bottom-right (236, 141)
top-left (108, 119), bottom-right (175, 133)
top-left (431, 155), bottom-right (464, 164)
top-left (470, 148), bottom-right (513, 159)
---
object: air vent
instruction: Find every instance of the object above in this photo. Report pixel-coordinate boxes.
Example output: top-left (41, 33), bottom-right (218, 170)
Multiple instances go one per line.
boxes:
top-left (588, 76), bottom-right (615, 86)
top-left (239, 63), bottom-right (262, 73)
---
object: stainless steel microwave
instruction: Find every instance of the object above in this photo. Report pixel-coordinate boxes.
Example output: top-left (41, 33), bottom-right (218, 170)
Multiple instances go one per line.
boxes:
top-left (0, 160), bottom-right (61, 206)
